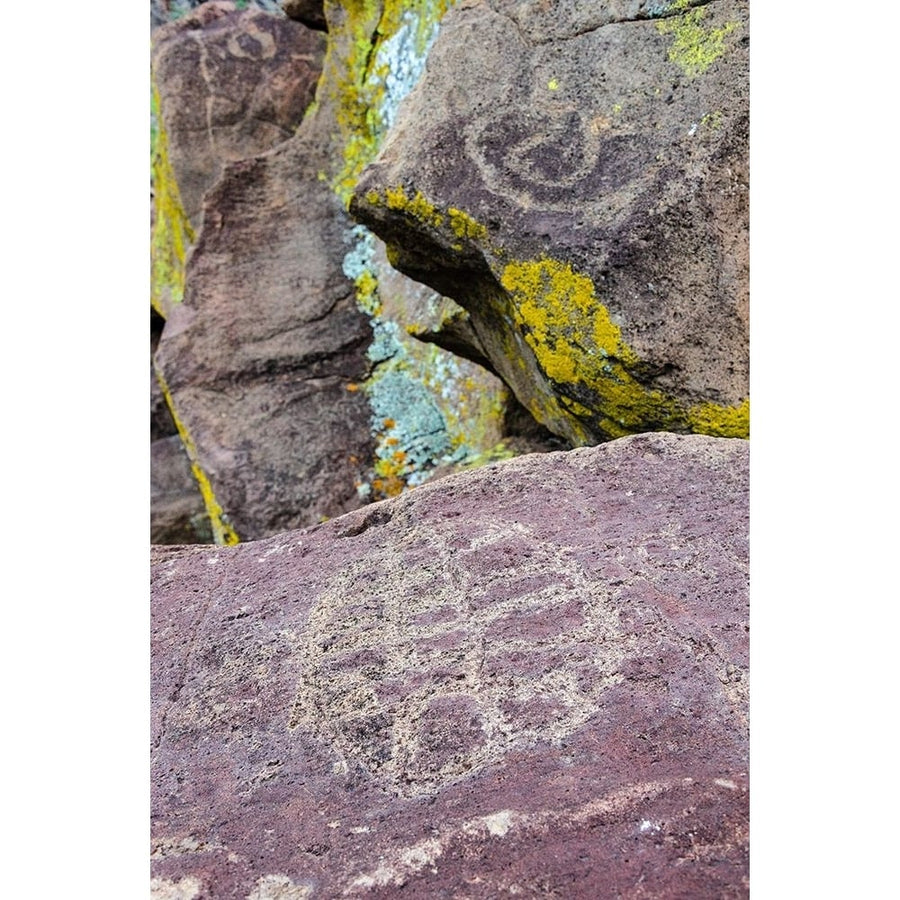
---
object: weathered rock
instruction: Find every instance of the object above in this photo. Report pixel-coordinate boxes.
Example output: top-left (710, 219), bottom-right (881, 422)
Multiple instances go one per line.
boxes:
top-left (351, 0), bottom-right (750, 446)
top-left (151, 2), bottom-right (325, 228)
top-left (151, 433), bottom-right (749, 897)
top-left (153, 150), bottom-right (376, 542)
top-left (281, 0), bottom-right (326, 30)
top-left (152, 310), bottom-right (177, 442)
top-left (154, 1), bottom-right (517, 543)
top-left (152, 1), bottom-right (285, 32)
top-left (151, 436), bottom-right (214, 544)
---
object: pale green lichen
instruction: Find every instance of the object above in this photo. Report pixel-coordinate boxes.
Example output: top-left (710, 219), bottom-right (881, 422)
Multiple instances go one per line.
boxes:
top-left (656, 0), bottom-right (739, 78)
top-left (328, 3), bottom-right (510, 499)
top-left (327, 0), bottom-right (455, 206)
top-left (150, 82), bottom-right (195, 317)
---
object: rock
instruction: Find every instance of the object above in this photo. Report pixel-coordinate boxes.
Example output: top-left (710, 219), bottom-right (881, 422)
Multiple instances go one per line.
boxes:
top-left (151, 436), bottom-right (214, 544)
top-left (151, 310), bottom-right (177, 442)
top-left (154, 0), bottom-right (517, 543)
top-left (152, 145), bottom-right (377, 542)
top-left (351, 0), bottom-right (750, 447)
top-left (152, 1), bottom-right (284, 32)
top-left (153, 309), bottom-right (211, 544)
top-left (281, 0), bottom-right (325, 30)
top-left (151, 2), bottom-right (325, 229)
top-left (151, 433), bottom-right (749, 896)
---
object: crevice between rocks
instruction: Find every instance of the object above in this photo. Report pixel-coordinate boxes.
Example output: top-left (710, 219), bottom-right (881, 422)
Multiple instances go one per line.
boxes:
top-left (490, 0), bottom-right (719, 47)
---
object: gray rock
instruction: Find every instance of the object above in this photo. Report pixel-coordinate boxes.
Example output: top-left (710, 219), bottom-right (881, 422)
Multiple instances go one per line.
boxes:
top-left (151, 436), bottom-right (213, 544)
top-left (152, 433), bottom-right (749, 897)
top-left (351, 0), bottom-right (750, 446)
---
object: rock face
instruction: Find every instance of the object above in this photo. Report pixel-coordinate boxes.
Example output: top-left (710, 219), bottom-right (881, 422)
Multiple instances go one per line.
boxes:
top-left (151, 433), bottom-right (749, 897)
top-left (153, 0), bottom-right (517, 544)
top-left (151, 2), bottom-right (326, 228)
top-left (351, 0), bottom-right (749, 446)
top-left (153, 149), bottom-right (377, 543)
top-left (152, 310), bottom-right (213, 544)
top-left (151, 436), bottom-right (214, 544)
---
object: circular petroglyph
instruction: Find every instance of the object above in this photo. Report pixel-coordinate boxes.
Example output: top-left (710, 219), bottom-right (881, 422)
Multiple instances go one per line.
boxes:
top-left (290, 520), bottom-right (636, 797)
top-left (465, 108), bottom-right (653, 211)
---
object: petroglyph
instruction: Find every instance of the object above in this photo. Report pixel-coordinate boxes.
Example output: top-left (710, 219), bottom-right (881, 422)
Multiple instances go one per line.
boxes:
top-left (290, 518), bottom-right (639, 797)
top-left (466, 109), bottom-right (653, 210)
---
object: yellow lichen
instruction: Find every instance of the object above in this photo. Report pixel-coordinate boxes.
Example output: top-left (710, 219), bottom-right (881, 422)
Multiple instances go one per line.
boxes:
top-left (368, 186), bottom-right (489, 249)
top-left (687, 397), bottom-right (749, 437)
top-left (151, 82), bottom-right (195, 317)
top-left (656, 0), bottom-right (739, 79)
top-left (448, 207), bottom-right (488, 240)
top-left (327, 1), bottom-right (455, 207)
top-left (384, 185), bottom-right (445, 227)
top-left (153, 366), bottom-right (240, 546)
top-left (500, 257), bottom-right (749, 442)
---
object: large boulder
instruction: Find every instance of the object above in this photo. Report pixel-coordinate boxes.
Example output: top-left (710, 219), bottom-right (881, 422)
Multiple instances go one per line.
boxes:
top-left (151, 433), bottom-right (749, 897)
top-left (153, 1), bottom-right (517, 544)
top-left (351, 0), bottom-right (749, 447)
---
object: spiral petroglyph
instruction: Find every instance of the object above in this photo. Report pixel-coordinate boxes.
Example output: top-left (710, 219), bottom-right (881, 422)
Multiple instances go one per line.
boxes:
top-left (289, 519), bottom-right (637, 797)
top-left (465, 107), bottom-right (654, 211)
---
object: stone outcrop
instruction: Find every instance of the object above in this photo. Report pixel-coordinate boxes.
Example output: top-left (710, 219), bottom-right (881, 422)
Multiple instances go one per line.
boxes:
top-left (151, 433), bottom-right (749, 897)
top-left (153, 1), bottom-right (516, 544)
top-left (152, 1), bottom-right (283, 32)
top-left (151, 2), bottom-right (326, 229)
top-left (351, 0), bottom-right (749, 447)
top-left (152, 310), bottom-right (213, 544)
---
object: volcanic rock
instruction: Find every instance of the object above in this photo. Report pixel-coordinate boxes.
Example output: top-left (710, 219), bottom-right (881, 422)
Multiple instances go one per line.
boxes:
top-left (351, 0), bottom-right (750, 446)
top-left (151, 435), bottom-right (214, 544)
top-left (151, 432), bottom-right (749, 897)
top-left (151, 2), bottom-right (325, 228)
top-left (153, 0), bottom-right (513, 543)
top-left (281, 0), bottom-right (326, 30)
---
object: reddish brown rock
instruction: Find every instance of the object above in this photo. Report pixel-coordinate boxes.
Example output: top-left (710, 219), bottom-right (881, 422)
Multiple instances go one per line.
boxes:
top-left (151, 2), bottom-right (325, 227)
top-left (151, 433), bottom-right (749, 897)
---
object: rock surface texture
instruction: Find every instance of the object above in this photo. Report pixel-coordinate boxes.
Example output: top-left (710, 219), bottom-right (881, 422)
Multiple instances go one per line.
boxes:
top-left (151, 3), bottom-right (326, 228)
top-left (151, 433), bottom-right (749, 898)
top-left (351, 0), bottom-right (749, 446)
top-left (151, 436), bottom-right (214, 544)
top-left (153, 1), bottom-right (517, 544)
